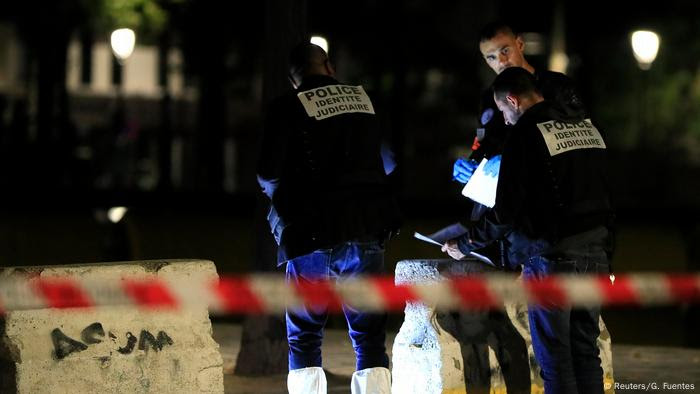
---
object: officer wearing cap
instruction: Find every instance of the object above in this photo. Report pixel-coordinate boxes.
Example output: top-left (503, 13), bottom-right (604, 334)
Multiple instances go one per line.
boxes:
top-left (256, 42), bottom-right (401, 394)
top-left (444, 67), bottom-right (614, 394)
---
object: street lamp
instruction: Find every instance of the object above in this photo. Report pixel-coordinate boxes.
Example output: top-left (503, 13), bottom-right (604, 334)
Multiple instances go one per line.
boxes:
top-left (110, 28), bottom-right (136, 64)
top-left (109, 28), bottom-right (136, 189)
top-left (109, 28), bottom-right (136, 90)
top-left (631, 30), bottom-right (659, 70)
top-left (630, 30), bottom-right (660, 149)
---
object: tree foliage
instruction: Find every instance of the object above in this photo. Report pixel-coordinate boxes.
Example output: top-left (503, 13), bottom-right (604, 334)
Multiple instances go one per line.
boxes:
top-left (80, 0), bottom-right (183, 42)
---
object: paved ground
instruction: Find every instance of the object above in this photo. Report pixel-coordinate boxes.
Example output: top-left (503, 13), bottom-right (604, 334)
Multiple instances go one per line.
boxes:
top-left (213, 323), bottom-right (700, 394)
top-left (215, 324), bottom-right (365, 393)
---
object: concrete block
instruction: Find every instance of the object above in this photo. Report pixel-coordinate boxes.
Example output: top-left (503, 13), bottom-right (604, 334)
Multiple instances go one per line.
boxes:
top-left (391, 259), bottom-right (615, 394)
top-left (0, 259), bottom-right (223, 394)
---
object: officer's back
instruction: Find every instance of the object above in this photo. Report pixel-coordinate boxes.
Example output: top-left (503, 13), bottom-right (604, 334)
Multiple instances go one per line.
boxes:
top-left (257, 43), bottom-right (401, 264)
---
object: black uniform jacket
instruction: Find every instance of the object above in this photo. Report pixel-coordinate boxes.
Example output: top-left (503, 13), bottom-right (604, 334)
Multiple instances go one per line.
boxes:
top-left (457, 100), bottom-right (613, 265)
top-left (464, 70), bottom-right (588, 266)
top-left (257, 75), bottom-right (401, 264)
top-left (473, 69), bottom-right (585, 162)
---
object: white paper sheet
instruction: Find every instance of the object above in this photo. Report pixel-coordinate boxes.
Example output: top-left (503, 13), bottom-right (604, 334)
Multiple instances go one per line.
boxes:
top-left (413, 226), bottom-right (495, 267)
top-left (461, 158), bottom-right (499, 208)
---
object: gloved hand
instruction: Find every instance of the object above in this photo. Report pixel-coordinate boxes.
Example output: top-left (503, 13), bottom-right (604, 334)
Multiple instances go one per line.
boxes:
top-left (452, 158), bottom-right (478, 184)
top-left (380, 142), bottom-right (397, 175)
top-left (483, 155), bottom-right (501, 178)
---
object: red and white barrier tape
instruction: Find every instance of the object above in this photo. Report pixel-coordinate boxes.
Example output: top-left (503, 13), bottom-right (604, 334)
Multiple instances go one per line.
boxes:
top-left (1, 273), bottom-right (699, 315)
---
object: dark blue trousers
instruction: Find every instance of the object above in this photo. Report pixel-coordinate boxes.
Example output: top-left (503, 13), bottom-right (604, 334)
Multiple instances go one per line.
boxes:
top-left (285, 241), bottom-right (389, 371)
top-left (523, 249), bottom-right (608, 394)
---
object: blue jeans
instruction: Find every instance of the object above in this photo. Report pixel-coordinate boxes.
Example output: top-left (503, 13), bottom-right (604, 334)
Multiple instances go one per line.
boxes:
top-left (285, 241), bottom-right (389, 371)
top-left (523, 250), bottom-right (608, 394)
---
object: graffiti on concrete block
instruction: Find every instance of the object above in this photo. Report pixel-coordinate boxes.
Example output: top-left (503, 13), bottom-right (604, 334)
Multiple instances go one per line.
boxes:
top-left (117, 331), bottom-right (138, 354)
top-left (51, 322), bottom-right (174, 360)
top-left (52, 328), bottom-right (88, 360)
top-left (81, 322), bottom-right (105, 344)
top-left (138, 330), bottom-right (174, 352)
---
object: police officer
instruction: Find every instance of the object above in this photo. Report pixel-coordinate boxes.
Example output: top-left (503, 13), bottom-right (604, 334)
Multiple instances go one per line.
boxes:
top-left (257, 42), bottom-right (401, 394)
top-left (454, 20), bottom-right (585, 194)
top-left (444, 67), bottom-right (614, 393)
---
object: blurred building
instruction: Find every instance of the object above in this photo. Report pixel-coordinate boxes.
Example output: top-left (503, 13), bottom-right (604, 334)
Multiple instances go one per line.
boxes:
top-left (0, 22), bottom-right (253, 193)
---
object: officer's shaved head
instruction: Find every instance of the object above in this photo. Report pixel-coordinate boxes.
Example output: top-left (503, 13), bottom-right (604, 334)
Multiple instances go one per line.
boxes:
top-left (492, 67), bottom-right (542, 125)
top-left (479, 20), bottom-right (518, 43)
top-left (492, 67), bottom-right (540, 101)
top-left (288, 42), bottom-right (333, 86)
top-left (479, 20), bottom-right (533, 74)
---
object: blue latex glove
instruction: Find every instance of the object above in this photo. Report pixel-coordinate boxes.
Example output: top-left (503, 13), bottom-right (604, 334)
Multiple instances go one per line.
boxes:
top-left (380, 142), bottom-right (397, 175)
top-left (483, 155), bottom-right (501, 177)
top-left (257, 174), bottom-right (279, 199)
top-left (453, 158), bottom-right (478, 184)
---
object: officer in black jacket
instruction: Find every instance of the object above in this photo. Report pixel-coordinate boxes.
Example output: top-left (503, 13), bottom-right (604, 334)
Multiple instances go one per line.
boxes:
top-left (257, 42), bottom-right (400, 393)
top-left (444, 67), bottom-right (613, 394)
top-left (455, 20), bottom-right (585, 173)
top-left (453, 21), bottom-right (586, 270)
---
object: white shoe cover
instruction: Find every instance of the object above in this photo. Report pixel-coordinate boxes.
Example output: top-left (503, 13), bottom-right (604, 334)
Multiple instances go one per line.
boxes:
top-left (287, 366), bottom-right (327, 394)
top-left (351, 367), bottom-right (391, 394)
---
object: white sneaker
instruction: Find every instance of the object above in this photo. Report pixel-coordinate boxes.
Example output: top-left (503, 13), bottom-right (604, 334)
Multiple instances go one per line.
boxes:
top-left (287, 366), bottom-right (327, 394)
top-left (351, 367), bottom-right (391, 394)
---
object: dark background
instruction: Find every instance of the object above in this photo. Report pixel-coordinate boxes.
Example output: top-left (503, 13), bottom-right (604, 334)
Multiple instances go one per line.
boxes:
top-left (0, 0), bottom-right (698, 348)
